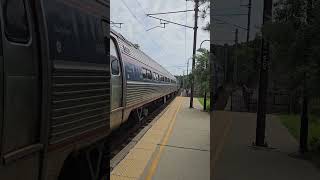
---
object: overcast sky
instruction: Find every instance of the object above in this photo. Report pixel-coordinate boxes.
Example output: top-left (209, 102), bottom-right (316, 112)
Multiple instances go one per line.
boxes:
top-left (111, 0), bottom-right (210, 76)
top-left (111, 0), bottom-right (264, 75)
top-left (213, 0), bottom-right (263, 44)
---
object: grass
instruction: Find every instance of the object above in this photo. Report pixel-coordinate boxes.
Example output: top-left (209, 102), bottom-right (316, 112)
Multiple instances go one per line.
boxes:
top-left (279, 114), bottom-right (320, 151)
top-left (279, 114), bottom-right (320, 169)
top-left (198, 97), bottom-right (210, 111)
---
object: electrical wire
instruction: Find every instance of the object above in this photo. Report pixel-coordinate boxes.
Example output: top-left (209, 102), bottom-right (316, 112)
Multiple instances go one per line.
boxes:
top-left (185, 0), bottom-right (188, 67)
top-left (120, 0), bottom-right (168, 58)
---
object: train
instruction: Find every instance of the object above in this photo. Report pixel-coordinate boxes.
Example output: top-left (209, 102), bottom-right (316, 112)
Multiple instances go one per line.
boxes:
top-left (110, 29), bottom-right (179, 131)
top-left (0, 0), bottom-right (178, 180)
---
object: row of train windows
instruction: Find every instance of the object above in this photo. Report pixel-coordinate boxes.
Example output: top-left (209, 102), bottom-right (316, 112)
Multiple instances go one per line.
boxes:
top-left (141, 67), bottom-right (176, 83)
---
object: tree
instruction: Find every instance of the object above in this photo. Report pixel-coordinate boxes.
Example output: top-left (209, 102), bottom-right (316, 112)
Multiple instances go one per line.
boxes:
top-left (194, 48), bottom-right (210, 110)
top-left (264, 0), bottom-right (320, 152)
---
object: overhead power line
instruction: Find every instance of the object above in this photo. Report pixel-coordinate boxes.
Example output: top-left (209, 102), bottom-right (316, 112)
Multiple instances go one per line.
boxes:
top-left (146, 10), bottom-right (194, 16)
top-left (212, 17), bottom-right (248, 31)
top-left (120, 0), bottom-right (168, 60)
top-left (212, 13), bottom-right (247, 16)
top-left (134, 0), bottom-right (148, 15)
top-left (147, 15), bottom-right (194, 29)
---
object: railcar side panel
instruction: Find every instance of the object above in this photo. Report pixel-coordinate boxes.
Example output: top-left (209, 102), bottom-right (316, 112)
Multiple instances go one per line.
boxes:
top-left (0, 0), bottom-right (42, 179)
top-left (42, 0), bottom-right (110, 146)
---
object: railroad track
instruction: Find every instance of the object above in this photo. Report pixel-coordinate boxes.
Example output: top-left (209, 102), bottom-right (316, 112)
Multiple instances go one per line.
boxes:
top-left (107, 95), bottom-right (176, 171)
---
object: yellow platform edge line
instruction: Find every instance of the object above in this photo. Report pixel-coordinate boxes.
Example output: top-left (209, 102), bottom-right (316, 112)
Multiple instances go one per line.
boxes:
top-left (144, 97), bottom-right (183, 180)
top-left (111, 98), bottom-right (182, 179)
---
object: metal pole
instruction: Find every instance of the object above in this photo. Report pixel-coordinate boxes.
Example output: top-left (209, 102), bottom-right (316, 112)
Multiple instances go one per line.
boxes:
top-left (183, 70), bottom-right (185, 89)
top-left (200, 40), bottom-right (210, 49)
top-left (200, 39), bottom-right (210, 111)
top-left (224, 45), bottom-right (228, 82)
top-left (210, 44), bottom-right (214, 112)
top-left (233, 29), bottom-right (239, 84)
top-left (299, 0), bottom-right (313, 153)
top-left (300, 72), bottom-right (309, 153)
top-left (190, 0), bottom-right (199, 108)
top-left (255, 0), bottom-right (273, 147)
top-left (246, 0), bottom-right (252, 43)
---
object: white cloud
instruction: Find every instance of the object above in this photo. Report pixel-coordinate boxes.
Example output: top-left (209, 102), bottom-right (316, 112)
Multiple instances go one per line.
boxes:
top-left (111, 0), bottom-right (210, 75)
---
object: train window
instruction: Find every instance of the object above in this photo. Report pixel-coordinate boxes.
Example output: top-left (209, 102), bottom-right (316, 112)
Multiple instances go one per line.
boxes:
top-left (3, 0), bottom-right (30, 43)
top-left (147, 70), bottom-right (152, 80)
top-left (110, 39), bottom-right (120, 75)
top-left (110, 39), bottom-right (119, 59)
top-left (153, 72), bottom-right (157, 80)
top-left (142, 68), bottom-right (147, 79)
top-left (125, 64), bottom-right (134, 80)
top-left (142, 68), bottom-right (152, 80)
top-left (111, 59), bottom-right (120, 75)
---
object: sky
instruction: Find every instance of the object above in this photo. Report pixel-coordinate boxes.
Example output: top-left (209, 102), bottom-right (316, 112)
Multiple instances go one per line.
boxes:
top-left (212, 0), bottom-right (263, 44)
top-left (111, 0), bottom-right (210, 76)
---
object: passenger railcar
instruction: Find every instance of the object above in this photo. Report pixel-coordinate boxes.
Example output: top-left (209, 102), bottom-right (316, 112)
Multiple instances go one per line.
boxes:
top-left (110, 29), bottom-right (178, 130)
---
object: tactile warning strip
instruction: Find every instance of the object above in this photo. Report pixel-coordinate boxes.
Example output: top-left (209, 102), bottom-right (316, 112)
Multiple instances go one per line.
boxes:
top-left (111, 97), bottom-right (183, 180)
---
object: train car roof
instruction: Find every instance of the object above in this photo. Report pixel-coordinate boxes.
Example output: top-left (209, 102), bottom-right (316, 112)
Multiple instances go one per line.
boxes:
top-left (110, 29), bottom-right (175, 80)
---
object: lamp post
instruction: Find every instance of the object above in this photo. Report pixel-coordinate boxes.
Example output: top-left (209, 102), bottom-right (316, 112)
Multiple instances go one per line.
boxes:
top-left (200, 40), bottom-right (210, 49)
top-left (200, 40), bottom-right (210, 111)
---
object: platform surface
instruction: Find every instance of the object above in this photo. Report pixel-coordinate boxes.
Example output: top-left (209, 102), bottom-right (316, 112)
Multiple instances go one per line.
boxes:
top-left (212, 111), bottom-right (320, 180)
top-left (111, 97), bottom-right (210, 180)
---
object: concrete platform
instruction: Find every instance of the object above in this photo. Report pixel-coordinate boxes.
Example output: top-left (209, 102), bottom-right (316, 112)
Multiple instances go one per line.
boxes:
top-left (212, 111), bottom-right (320, 180)
top-left (111, 97), bottom-right (210, 180)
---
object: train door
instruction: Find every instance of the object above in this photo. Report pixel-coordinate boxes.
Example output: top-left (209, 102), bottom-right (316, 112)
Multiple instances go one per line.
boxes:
top-left (0, 0), bottom-right (41, 179)
top-left (110, 37), bottom-right (123, 129)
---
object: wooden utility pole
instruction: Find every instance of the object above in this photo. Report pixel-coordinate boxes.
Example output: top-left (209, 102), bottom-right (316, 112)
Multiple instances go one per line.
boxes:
top-left (246, 0), bottom-right (252, 43)
top-left (224, 44), bottom-right (228, 82)
top-left (255, 0), bottom-right (273, 147)
top-left (190, 0), bottom-right (199, 108)
top-left (233, 29), bottom-right (239, 84)
top-left (299, 0), bottom-right (313, 153)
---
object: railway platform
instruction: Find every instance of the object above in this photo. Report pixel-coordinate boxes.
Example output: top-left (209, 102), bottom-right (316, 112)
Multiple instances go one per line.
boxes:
top-left (110, 97), bottom-right (210, 180)
top-left (212, 110), bottom-right (320, 180)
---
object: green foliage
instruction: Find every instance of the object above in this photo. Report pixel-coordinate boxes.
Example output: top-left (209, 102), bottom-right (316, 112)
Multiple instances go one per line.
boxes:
top-left (234, 39), bottom-right (261, 87)
top-left (198, 97), bottom-right (210, 111)
top-left (194, 48), bottom-right (210, 96)
top-left (264, 0), bottom-right (320, 95)
top-left (279, 114), bottom-right (320, 151)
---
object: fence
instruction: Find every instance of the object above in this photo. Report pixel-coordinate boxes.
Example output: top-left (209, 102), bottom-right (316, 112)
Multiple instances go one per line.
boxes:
top-left (230, 89), bottom-right (302, 114)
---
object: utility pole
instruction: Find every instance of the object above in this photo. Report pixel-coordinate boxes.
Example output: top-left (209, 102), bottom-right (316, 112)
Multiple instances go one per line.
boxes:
top-left (190, 0), bottom-right (199, 108)
top-left (224, 44), bottom-right (228, 82)
top-left (233, 29), bottom-right (239, 84)
top-left (299, 0), bottom-right (313, 153)
top-left (183, 70), bottom-right (185, 89)
top-left (246, 0), bottom-right (252, 43)
top-left (255, 0), bottom-right (273, 147)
